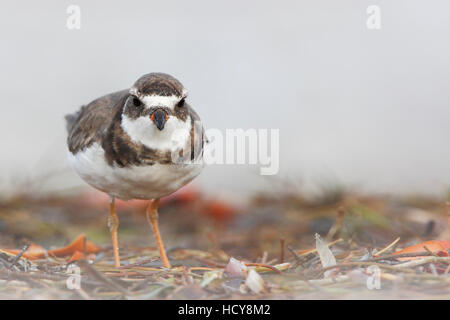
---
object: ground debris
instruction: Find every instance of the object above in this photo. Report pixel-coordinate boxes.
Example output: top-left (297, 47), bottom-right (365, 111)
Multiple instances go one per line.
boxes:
top-left (0, 188), bottom-right (449, 299)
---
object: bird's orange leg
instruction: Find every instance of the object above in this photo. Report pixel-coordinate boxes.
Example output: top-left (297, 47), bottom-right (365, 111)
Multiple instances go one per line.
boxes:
top-left (146, 199), bottom-right (171, 268)
top-left (108, 196), bottom-right (120, 268)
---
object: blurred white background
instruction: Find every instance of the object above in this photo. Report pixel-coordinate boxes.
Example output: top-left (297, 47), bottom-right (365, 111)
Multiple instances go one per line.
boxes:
top-left (1, 0), bottom-right (449, 197)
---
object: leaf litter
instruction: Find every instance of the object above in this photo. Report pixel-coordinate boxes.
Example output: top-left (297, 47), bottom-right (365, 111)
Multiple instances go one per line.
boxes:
top-left (0, 186), bottom-right (449, 299)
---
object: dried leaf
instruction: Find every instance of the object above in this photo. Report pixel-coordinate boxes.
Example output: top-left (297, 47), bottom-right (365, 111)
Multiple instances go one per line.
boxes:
top-left (0, 234), bottom-right (102, 261)
top-left (315, 233), bottom-right (337, 267)
top-left (245, 269), bottom-right (265, 294)
top-left (202, 200), bottom-right (236, 222)
top-left (1, 244), bottom-right (47, 260)
top-left (393, 240), bottom-right (450, 261)
top-left (315, 233), bottom-right (337, 278)
top-left (251, 262), bottom-right (291, 273)
top-left (68, 251), bottom-right (86, 263)
top-left (48, 233), bottom-right (102, 257)
top-left (200, 270), bottom-right (222, 287)
top-left (225, 257), bottom-right (248, 278)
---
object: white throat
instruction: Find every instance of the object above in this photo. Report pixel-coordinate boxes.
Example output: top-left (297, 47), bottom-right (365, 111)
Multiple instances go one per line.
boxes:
top-left (121, 114), bottom-right (192, 151)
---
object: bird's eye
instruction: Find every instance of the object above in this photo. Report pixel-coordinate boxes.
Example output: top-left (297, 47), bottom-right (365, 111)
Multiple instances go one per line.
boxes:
top-left (177, 98), bottom-right (185, 108)
top-left (132, 97), bottom-right (142, 107)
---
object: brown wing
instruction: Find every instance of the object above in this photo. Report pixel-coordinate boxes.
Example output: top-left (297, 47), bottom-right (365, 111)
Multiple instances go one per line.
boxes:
top-left (66, 90), bottom-right (129, 154)
top-left (187, 104), bottom-right (207, 161)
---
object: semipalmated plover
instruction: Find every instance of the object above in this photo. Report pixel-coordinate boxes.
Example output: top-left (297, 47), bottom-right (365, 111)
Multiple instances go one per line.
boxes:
top-left (66, 73), bottom-right (205, 268)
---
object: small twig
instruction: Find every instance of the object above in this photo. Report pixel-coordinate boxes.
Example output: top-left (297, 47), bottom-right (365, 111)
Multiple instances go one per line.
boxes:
top-left (280, 238), bottom-right (285, 263)
top-left (366, 251), bottom-right (434, 262)
top-left (374, 237), bottom-right (400, 256)
top-left (287, 245), bottom-right (302, 262)
top-left (195, 257), bottom-right (226, 268)
top-left (296, 238), bottom-right (343, 257)
top-left (9, 244), bottom-right (30, 270)
top-left (245, 263), bottom-right (282, 274)
top-left (393, 256), bottom-right (450, 268)
top-left (188, 267), bottom-right (218, 272)
top-left (423, 245), bottom-right (439, 257)
top-left (287, 245), bottom-right (315, 269)
top-left (77, 259), bottom-right (129, 296)
top-left (119, 258), bottom-right (159, 269)
top-left (326, 206), bottom-right (345, 240)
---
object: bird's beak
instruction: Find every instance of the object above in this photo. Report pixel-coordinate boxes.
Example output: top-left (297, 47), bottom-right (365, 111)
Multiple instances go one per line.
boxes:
top-left (150, 109), bottom-right (169, 131)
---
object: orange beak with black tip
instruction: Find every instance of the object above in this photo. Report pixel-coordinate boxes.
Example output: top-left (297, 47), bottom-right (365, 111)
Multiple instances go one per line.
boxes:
top-left (150, 109), bottom-right (169, 131)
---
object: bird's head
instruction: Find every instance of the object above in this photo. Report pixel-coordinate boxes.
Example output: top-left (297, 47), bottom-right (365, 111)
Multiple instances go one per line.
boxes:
top-left (121, 73), bottom-right (192, 150)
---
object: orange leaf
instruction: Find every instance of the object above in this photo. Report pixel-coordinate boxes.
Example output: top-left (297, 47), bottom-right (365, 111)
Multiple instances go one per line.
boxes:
top-left (48, 233), bottom-right (102, 257)
top-left (2, 244), bottom-right (47, 260)
top-left (203, 200), bottom-right (236, 222)
top-left (392, 240), bottom-right (450, 261)
top-left (68, 251), bottom-right (86, 263)
top-left (160, 186), bottom-right (201, 206)
top-left (1, 234), bottom-right (102, 261)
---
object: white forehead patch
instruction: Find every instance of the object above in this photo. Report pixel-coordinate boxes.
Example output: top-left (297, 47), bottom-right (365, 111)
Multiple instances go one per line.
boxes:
top-left (142, 95), bottom-right (180, 108)
top-left (130, 87), bottom-right (187, 108)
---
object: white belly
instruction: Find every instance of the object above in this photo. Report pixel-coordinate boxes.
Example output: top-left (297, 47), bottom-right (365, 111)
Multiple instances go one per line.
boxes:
top-left (68, 143), bottom-right (203, 200)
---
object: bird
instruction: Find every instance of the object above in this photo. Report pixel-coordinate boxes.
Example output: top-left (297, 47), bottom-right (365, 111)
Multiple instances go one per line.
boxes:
top-left (65, 73), bottom-right (205, 268)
